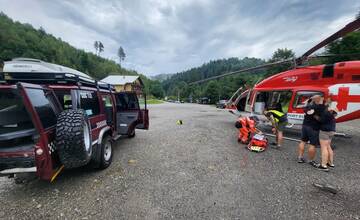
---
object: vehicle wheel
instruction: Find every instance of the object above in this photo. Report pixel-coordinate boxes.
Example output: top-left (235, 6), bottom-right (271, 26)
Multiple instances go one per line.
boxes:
top-left (99, 135), bottom-right (113, 169)
top-left (128, 129), bottom-right (136, 138)
top-left (56, 109), bottom-right (92, 168)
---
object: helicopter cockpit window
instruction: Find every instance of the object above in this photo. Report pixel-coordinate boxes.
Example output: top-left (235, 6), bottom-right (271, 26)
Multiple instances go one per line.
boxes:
top-left (293, 91), bottom-right (323, 109)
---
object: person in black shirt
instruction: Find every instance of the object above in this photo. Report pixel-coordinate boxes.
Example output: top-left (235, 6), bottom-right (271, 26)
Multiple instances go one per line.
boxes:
top-left (297, 95), bottom-right (323, 167)
top-left (317, 99), bottom-right (337, 171)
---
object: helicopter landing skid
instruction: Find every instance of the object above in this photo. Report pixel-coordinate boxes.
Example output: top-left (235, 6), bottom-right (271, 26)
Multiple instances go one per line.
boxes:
top-left (334, 132), bottom-right (352, 139)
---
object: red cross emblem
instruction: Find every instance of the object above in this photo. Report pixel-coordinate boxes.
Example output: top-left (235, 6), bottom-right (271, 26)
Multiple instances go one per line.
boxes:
top-left (330, 87), bottom-right (360, 111)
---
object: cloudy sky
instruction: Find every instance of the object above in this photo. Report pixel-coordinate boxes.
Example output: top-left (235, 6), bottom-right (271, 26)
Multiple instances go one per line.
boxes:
top-left (0, 0), bottom-right (359, 76)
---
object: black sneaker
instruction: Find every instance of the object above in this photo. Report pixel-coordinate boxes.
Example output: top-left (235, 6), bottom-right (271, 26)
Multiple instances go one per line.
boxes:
top-left (309, 161), bottom-right (319, 168)
top-left (271, 145), bottom-right (281, 149)
top-left (298, 157), bottom-right (306, 163)
top-left (327, 163), bottom-right (335, 168)
top-left (271, 142), bottom-right (277, 146)
top-left (318, 165), bottom-right (329, 172)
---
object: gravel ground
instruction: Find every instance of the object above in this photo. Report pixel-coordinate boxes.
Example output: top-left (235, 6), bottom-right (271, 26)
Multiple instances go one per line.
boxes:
top-left (0, 103), bottom-right (360, 220)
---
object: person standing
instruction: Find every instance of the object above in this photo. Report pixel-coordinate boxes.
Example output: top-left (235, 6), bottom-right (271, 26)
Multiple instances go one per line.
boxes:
top-left (317, 103), bottom-right (337, 171)
top-left (297, 95), bottom-right (323, 167)
top-left (264, 108), bottom-right (287, 149)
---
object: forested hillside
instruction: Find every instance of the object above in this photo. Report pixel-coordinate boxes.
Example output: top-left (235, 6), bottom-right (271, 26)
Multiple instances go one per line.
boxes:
top-left (150, 73), bottom-right (174, 82)
top-left (162, 54), bottom-right (291, 103)
top-left (0, 12), bottom-right (136, 80)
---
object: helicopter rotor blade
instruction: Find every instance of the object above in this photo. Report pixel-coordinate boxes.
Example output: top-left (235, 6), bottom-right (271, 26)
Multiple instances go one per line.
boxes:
top-left (188, 59), bottom-right (291, 85)
top-left (297, 17), bottom-right (360, 64)
top-left (308, 52), bottom-right (360, 59)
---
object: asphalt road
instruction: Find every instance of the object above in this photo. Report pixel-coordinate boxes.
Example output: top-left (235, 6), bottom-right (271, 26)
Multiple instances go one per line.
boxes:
top-left (1, 103), bottom-right (360, 220)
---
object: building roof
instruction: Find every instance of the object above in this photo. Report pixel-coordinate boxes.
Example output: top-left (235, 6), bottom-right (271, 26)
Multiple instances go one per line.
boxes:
top-left (101, 75), bottom-right (142, 85)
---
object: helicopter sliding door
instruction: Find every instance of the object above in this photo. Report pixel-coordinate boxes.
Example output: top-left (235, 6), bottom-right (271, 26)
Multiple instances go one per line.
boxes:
top-left (245, 90), bottom-right (253, 112)
top-left (253, 90), bottom-right (293, 114)
top-left (267, 91), bottom-right (292, 113)
top-left (235, 90), bottom-right (248, 111)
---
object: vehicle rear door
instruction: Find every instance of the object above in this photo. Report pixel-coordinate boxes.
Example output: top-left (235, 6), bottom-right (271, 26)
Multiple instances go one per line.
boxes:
top-left (16, 83), bottom-right (61, 180)
top-left (136, 93), bottom-right (149, 130)
top-left (114, 92), bottom-right (141, 135)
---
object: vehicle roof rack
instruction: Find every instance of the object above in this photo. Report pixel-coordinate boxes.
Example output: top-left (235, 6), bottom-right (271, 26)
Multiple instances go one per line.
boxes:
top-left (0, 58), bottom-right (115, 91)
top-left (0, 71), bottom-right (115, 91)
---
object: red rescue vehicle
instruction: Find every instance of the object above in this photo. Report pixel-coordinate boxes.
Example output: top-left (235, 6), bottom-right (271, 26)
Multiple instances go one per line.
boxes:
top-left (0, 58), bottom-right (149, 182)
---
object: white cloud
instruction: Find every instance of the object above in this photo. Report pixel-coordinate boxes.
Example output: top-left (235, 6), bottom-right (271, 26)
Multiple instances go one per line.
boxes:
top-left (0, 0), bottom-right (359, 75)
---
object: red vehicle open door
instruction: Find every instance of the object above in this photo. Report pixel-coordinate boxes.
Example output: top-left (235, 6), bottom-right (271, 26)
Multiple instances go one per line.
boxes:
top-left (114, 91), bottom-right (149, 138)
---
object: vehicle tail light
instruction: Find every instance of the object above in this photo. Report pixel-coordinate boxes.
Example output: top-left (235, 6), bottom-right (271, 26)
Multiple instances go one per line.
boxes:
top-left (36, 148), bottom-right (44, 155)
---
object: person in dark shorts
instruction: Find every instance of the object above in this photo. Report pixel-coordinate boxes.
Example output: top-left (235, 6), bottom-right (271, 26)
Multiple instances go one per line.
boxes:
top-left (264, 109), bottom-right (287, 149)
top-left (317, 101), bottom-right (337, 172)
top-left (297, 95), bottom-right (323, 167)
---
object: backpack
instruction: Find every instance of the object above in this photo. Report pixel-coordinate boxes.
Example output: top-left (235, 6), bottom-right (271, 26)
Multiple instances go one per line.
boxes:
top-left (247, 134), bottom-right (268, 152)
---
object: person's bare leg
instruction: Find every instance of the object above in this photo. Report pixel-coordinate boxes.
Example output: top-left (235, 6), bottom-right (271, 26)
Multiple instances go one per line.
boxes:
top-left (308, 144), bottom-right (316, 161)
top-left (320, 139), bottom-right (329, 167)
top-left (278, 131), bottom-right (283, 147)
top-left (327, 140), bottom-right (334, 165)
top-left (298, 141), bottom-right (305, 158)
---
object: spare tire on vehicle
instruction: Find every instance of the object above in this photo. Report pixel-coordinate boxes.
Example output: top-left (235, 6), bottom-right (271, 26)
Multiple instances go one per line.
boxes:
top-left (55, 109), bottom-right (92, 168)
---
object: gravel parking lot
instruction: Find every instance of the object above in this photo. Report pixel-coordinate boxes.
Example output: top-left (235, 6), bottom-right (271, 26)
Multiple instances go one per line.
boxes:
top-left (0, 103), bottom-right (360, 220)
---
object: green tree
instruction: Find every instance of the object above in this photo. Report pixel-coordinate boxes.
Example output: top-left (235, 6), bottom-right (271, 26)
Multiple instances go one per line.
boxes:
top-left (98, 41), bottom-right (104, 55)
top-left (149, 81), bottom-right (165, 98)
top-left (270, 48), bottom-right (295, 62)
top-left (94, 41), bottom-right (99, 55)
top-left (117, 46), bottom-right (126, 65)
top-left (266, 48), bottom-right (295, 77)
top-left (325, 32), bottom-right (360, 63)
top-left (161, 56), bottom-right (265, 98)
top-left (204, 81), bottom-right (219, 104)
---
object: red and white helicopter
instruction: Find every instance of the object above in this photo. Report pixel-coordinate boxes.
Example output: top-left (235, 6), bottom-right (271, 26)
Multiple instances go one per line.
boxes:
top-left (191, 17), bottom-right (360, 131)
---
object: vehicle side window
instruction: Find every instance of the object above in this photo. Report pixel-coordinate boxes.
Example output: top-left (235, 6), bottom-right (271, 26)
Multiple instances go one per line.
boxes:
top-left (115, 93), bottom-right (139, 110)
top-left (0, 89), bottom-right (34, 134)
top-left (293, 91), bottom-right (323, 109)
top-left (127, 93), bottom-right (139, 110)
top-left (79, 91), bottom-right (100, 116)
top-left (54, 90), bottom-right (72, 110)
top-left (102, 95), bottom-right (113, 107)
top-left (138, 94), bottom-right (146, 109)
top-left (116, 93), bottom-right (128, 111)
top-left (25, 88), bottom-right (58, 129)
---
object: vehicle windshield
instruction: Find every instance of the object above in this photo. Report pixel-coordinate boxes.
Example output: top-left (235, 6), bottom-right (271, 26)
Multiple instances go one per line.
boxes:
top-left (0, 88), bottom-right (34, 136)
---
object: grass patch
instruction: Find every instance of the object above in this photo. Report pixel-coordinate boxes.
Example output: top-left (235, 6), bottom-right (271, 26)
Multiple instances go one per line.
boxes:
top-left (147, 99), bottom-right (164, 104)
top-left (140, 99), bottom-right (164, 105)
